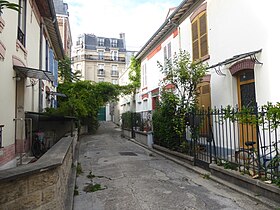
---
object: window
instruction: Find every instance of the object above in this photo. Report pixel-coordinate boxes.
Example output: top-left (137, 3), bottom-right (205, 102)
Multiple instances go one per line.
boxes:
top-left (191, 9), bottom-right (208, 61)
top-left (98, 38), bottom-right (104, 46)
top-left (112, 79), bottom-right (118, 84)
top-left (111, 39), bottom-right (117, 47)
top-left (98, 50), bottom-right (104, 60)
top-left (111, 50), bottom-right (118, 61)
top-left (98, 78), bottom-right (104, 82)
top-left (18, 0), bottom-right (27, 46)
top-left (142, 64), bottom-right (147, 87)
top-left (111, 65), bottom-right (118, 76)
top-left (164, 42), bottom-right (171, 60)
top-left (98, 64), bottom-right (105, 76)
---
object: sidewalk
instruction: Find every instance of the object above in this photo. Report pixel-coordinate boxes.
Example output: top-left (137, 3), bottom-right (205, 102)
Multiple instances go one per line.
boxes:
top-left (73, 122), bottom-right (274, 210)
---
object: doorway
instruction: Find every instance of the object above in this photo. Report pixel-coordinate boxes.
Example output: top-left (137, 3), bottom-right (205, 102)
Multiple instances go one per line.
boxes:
top-left (237, 70), bottom-right (257, 147)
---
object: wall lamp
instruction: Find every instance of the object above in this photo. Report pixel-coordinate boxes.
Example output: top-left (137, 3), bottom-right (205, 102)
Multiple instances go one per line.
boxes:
top-left (13, 76), bottom-right (21, 81)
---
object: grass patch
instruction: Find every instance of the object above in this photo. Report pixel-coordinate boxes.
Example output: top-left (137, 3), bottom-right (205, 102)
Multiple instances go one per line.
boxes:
top-left (202, 173), bottom-right (210, 179)
top-left (76, 162), bottom-right (83, 176)
top-left (83, 183), bottom-right (106, 193)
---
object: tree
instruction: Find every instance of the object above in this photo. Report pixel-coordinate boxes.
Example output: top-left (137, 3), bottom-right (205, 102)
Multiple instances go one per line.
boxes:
top-left (153, 50), bottom-right (208, 151)
top-left (47, 81), bottom-right (122, 133)
top-left (0, 0), bottom-right (20, 12)
top-left (128, 56), bottom-right (141, 92)
top-left (58, 57), bottom-right (81, 83)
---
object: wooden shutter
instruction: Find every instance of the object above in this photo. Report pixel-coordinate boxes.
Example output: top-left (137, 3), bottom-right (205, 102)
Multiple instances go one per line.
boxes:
top-left (192, 20), bottom-right (199, 60)
top-left (199, 13), bottom-right (208, 58)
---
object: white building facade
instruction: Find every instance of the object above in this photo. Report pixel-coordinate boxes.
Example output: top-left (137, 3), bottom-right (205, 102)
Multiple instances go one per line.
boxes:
top-left (0, 0), bottom-right (64, 168)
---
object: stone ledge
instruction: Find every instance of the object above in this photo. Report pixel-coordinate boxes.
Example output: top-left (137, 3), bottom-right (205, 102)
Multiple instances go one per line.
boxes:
top-left (210, 163), bottom-right (280, 203)
top-left (0, 135), bottom-right (73, 182)
top-left (153, 144), bottom-right (194, 164)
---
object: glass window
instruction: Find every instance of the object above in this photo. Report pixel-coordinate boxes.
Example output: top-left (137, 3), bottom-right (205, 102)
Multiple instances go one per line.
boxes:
top-left (18, 0), bottom-right (27, 46)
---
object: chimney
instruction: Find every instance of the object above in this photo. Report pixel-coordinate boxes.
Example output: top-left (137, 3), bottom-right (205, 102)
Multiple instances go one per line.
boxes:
top-left (120, 33), bottom-right (126, 49)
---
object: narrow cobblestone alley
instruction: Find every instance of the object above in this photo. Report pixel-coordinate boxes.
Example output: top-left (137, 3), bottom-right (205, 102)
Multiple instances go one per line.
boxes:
top-left (73, 122), bottom-right (271, 210)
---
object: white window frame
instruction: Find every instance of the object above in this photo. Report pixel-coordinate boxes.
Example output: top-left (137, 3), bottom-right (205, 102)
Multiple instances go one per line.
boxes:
top-left (111, 50), bottom-right (118, 61)
top-left (142, 63), bottom-right (147, 87)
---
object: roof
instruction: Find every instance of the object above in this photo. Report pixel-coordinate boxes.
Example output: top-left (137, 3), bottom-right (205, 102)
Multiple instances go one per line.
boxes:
top-left (36, 0), bottom-right (65, 60)
top-left (82, 34), bottom-right (126, 52)
top-left (136, 0), bottom-right (199, 60)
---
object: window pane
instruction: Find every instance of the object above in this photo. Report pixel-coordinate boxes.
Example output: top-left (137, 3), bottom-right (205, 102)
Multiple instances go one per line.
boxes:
top-left (199, 13), bottom-right (207, 36)
top-left (240, 82), bottom-right (256, 108)
top-left (200, 34), bottom-right (208, 57)
top-left (239, 70), bottom-right (254, 82)
top-left (192, 20), bottom-right (198, 41)
top-left (192, 40), bottom-right (199, 60)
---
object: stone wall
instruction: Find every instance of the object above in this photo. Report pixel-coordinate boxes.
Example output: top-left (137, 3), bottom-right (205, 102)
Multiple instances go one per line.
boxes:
top-left (0, 132), bottom-right (77, 210)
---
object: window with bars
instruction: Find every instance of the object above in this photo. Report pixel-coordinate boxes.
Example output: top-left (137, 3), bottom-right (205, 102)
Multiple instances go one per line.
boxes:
top-left (17, 0), bottom-right (27, 46)
top-left (191, 10), bottom-right (208, 61)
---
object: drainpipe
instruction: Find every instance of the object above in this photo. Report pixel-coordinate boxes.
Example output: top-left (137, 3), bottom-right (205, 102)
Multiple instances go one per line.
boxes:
top-left (39, 23), bottom-right (43, 112)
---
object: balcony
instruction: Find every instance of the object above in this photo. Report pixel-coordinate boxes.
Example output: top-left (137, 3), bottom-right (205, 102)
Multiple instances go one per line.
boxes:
top-left (84, 55), bottom-right (125, 62)
top-left (111, 71), bottom-right (119, 77)
top-left (97, 69), bottom-right (105, 77)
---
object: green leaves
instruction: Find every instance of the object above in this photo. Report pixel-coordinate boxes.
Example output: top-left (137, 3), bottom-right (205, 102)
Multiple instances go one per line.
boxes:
top-left (58, 57), bottom-right (81, 83)
top-left (0, 0), bottom-right (21, 12)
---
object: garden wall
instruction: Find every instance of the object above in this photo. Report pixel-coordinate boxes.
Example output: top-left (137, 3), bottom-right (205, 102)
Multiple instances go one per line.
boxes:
top-left (0, 131), bottom-right (77, 210)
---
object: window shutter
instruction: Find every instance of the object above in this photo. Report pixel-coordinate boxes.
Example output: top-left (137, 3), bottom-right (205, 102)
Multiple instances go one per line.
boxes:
top-left (167, 42), bottom-right (171, 59)
top-left (164, 46), bottom-right (167, 60)
top-left (199, 13), bottom-right (208, 57)
top-left (192, 20), bottom-right (199, 60)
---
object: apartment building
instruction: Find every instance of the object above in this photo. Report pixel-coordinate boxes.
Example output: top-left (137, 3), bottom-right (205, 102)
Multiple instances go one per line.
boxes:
top-left (0, 0), bottom-right (64, 168)
top-left (72, 33), bottom-right (127, 121)
top-left (53, 0), bottom-right (72, 57)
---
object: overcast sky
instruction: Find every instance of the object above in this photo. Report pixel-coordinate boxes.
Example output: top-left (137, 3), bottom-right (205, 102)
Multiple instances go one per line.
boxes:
top-left (67, 0), bottom-right (182, 51)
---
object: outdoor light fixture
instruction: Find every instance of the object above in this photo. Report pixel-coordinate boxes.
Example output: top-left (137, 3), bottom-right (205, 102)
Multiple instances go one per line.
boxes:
top-left (13, 76), bottom-right (21, 81)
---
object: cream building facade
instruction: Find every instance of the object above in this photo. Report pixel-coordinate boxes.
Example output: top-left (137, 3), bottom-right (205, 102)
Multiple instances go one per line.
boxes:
top-left (72, 33), bottom-right (127, 121)
top-left (0, 0), bottom-right (64, 168)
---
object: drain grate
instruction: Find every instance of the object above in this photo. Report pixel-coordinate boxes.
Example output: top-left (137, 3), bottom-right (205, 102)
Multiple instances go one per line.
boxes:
top-left (119, 152), bottom-right (138, 156)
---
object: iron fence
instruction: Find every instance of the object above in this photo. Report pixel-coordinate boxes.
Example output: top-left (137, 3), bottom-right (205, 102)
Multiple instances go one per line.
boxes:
top-left (122, 107), bottom-right (280, 183)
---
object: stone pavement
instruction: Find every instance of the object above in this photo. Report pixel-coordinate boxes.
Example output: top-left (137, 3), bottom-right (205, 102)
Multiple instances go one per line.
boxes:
top-left (73, 121), bottom-right (271, 210)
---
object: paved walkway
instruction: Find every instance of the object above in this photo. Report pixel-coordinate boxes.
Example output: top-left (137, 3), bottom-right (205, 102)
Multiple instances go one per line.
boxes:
top-left (73, 122), bottom-right (270, 210)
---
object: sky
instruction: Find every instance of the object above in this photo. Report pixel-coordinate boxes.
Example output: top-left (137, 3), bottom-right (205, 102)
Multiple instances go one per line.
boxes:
top-left (67, 0), bottom-right (182, 51)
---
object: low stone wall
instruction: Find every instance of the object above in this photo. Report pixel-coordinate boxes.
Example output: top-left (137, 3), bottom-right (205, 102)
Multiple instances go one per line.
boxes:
top-left (122, 128), bottom-right (132, 138)
top-left (209, 164), bottom-right (280, 203)
top-left (0, 132), bottom-right (77, 210)
top-left (135, 131), bottom-right (147, 145)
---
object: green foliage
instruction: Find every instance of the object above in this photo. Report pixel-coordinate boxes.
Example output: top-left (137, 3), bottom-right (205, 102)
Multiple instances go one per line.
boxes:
top-left (47, 80), bottom-right (122, 133)
top-left (153, 50), bottom-right (208, 151)
top-left (222, 102), bottom-right (280, 130)
top-left (76, 162), bottom-right (83, 176)
top-left (128, 56), bottom-right (141, 91)
top-left (0, 0), bottom-right (20, 12)
top-left (83, 183), bottom-right (106, 193)
top-left (58, 57), bottom-right (81, 83)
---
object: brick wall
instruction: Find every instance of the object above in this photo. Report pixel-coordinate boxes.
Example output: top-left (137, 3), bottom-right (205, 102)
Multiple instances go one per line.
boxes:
top-left (0, 144), bottom-right (16, 165)
top-left (0, 133), bottom-right (76, 210)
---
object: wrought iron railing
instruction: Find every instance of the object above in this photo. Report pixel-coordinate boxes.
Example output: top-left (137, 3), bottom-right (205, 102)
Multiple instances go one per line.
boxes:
top-left (17, 27), bottom-right (25, 46)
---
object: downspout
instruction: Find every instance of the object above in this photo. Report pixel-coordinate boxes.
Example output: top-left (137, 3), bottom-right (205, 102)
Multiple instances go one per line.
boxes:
top-left (178, 26), bottom-right (181, 50)
top-left (39, 22), bottom-right (43, 112)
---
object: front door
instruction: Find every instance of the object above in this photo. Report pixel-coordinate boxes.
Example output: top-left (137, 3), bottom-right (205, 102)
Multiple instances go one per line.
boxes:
top-left (237, 70), bottom-right (257, 147)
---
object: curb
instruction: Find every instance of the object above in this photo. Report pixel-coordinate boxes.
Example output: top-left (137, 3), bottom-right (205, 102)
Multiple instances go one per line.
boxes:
top-left (127, 138), bottom-right (280, 209)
